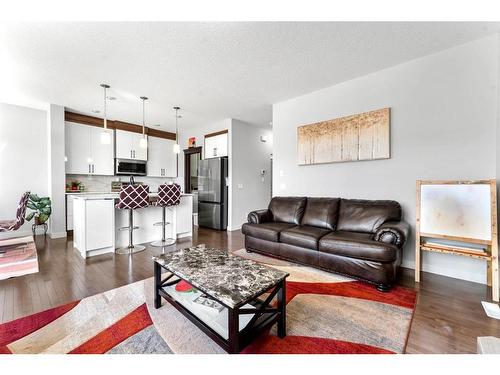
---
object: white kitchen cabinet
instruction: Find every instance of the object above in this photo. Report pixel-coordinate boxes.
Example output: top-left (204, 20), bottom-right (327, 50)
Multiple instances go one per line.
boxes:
top-left (66, 195), bottom-right (75, 231)
top-left (204, 132), bottom-right (228, 159)
top-left (176, 194), bottom-right (193, 237)
top-left (73, 196), bottom-right (115, 258)
top-left (90, 128), bottom-right (115, 175)
top-left (65, 122), bottom-right (114, 175)
top-left (115, 129), bottom-right (148, 161)
top-left (147, 136), bottom-right (177, 177)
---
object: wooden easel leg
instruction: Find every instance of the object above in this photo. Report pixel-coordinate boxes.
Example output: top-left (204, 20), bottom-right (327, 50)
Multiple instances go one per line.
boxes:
top-left (487, 260), bottom-right (492, 287)
top-left (415, 245), bottom-right (421, 283)
top-left (492, 258), bottom-right (499, 302)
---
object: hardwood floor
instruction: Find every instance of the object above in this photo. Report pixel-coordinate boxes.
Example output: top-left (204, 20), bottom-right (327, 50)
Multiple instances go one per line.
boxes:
top-left (1, 227), bottom-right (499, 354)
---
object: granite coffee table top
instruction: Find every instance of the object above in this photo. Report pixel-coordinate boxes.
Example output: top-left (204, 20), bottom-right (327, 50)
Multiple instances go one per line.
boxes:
top-left (153, 246), bottom-right (289, 308)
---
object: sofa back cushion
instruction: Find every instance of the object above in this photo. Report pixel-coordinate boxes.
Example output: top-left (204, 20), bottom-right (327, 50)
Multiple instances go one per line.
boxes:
top-left (336, 199), bottom-right (401, 233)
top-left (301, 197), bottom-right (340, 230)
top-left (268, 197), bottom-right (307, 225)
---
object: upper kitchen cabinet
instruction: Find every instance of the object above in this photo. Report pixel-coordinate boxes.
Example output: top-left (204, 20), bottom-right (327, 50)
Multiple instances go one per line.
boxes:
top-left (65, 122), bottom-right (114, 175)
top-left (204, 131), bottom-right (228, 159)
top-left (147, 136), bottom-right (177, 177)
top-left (115, 129), bottom-right (148, 161)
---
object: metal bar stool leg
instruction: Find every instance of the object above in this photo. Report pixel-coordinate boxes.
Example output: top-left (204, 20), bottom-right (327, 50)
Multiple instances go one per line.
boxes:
top-left (151, 206), bottom-right (176, 247)
top-left (116, 209), bottom-right (146, 255)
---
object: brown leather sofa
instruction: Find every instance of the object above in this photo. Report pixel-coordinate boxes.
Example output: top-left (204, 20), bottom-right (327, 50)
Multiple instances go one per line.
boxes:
top-left (241, 197), bottom-right (409, 291)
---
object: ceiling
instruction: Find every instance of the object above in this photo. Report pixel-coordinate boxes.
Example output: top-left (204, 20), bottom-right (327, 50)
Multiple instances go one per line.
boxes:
top-left (1, 22), bottom-right (499, 132)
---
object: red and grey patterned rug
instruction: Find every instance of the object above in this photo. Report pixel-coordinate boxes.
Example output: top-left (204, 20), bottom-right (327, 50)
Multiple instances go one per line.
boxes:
top-left (0, 249), bottom-right (417, 354)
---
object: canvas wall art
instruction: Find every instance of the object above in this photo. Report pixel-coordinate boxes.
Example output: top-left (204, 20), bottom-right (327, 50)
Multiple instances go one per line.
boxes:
top-left (297, 107), bottom-right (390, 165)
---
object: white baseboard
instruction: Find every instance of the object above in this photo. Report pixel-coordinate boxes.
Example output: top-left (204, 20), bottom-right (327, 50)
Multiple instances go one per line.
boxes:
top-left (402, 258), bottom-right (488, 285)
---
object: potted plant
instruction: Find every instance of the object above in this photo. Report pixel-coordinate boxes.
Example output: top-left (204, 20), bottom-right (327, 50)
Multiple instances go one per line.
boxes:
top-left (25, 194), bottom-right (52, 225)
top-left (66, 180), bottom-right (84, 192)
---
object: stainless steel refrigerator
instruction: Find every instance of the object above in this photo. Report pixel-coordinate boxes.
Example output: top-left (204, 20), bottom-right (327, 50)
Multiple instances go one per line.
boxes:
top-left (198, 157), bottom-right (228, 230)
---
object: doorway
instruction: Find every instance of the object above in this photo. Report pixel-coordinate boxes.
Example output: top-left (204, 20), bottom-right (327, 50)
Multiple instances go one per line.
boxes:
top-left (183, 146), bottom-right (202, 225)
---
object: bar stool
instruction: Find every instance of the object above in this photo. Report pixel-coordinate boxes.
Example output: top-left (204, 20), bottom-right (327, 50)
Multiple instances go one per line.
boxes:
top-left (115, 184), bottom-right (150, 255)
top-left (151, 183), bottom-right (181, 247)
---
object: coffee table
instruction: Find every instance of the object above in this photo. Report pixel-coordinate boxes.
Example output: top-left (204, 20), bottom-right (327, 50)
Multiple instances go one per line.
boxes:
top-left (152, 245), bottom-right (289, 353)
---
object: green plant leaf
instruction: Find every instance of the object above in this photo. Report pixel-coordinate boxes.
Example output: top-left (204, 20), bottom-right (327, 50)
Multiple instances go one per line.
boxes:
top-left (29, 194), bottom-right (40, 202)
top-left (40, 206), bottom-right (51, 215)
top-left (37, 201), bottom-right (48, 209)
top-left (38, 213), bottom-right (49, 224)
top-left (25, 212), bottom-right (35, 221)
top-left (27, 202), bottom-right (38, 210)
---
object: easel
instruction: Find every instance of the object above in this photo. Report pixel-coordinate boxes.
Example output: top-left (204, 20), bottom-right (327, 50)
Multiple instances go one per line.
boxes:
top-left (415, 179), bottom-right (499, 302)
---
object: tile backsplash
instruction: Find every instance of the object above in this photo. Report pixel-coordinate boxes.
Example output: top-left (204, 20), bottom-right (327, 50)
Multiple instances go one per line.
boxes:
top-left (66, 174), bottom-right (179, 193)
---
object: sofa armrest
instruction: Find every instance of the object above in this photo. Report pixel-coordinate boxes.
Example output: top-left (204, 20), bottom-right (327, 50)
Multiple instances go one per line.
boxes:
top-left (247, 209), bottom-right (272, 224)
top-left (373, 221), bottom-right (410, 247)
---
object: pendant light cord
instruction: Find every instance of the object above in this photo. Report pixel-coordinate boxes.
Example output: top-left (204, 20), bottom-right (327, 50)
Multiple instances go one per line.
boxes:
top-left (175, 108), bottom-right (179, 142)
top-left (140, 96), bottom-right (148, 136)
top-left (103, 85), bottom-right (107, 129)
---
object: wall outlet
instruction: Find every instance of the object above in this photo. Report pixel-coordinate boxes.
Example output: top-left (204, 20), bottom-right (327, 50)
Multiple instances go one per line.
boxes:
top-left (237, 183), bottom-right (244, 189)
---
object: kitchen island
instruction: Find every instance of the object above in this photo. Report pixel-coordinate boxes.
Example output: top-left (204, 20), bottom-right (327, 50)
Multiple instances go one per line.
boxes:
top-left (72, 193), bottom-right (193, 258)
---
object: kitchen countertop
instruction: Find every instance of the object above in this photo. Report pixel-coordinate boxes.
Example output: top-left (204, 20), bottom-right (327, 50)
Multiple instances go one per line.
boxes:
top-left (72, 192), bottom-right (193, 200)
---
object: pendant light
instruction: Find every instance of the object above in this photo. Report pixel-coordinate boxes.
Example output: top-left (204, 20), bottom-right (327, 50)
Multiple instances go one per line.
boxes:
top-left (100, 84), bottom-right (111, 144)
top-left (139, 96), bottom-right (148, 149)
top-left (173, 106), bottom-right (181, 154)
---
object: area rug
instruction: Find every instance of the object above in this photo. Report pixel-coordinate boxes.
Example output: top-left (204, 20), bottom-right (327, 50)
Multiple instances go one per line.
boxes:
top-left (0, 235), bottom-right (38, 281)
top-left (0, 248), bottom-right (417, 354)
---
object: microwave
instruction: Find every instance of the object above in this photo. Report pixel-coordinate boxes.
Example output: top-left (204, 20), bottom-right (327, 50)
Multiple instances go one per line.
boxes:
top-left (115, 159), bottom-right (147, 176)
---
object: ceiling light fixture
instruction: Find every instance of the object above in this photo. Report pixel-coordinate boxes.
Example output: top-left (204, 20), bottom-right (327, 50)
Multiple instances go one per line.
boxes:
top-left (100, 84), bottom-right (111, 145)
top-left (173, 106), bottom-right (181, 154)
top-left (139, 96), bottom-right (148, 149)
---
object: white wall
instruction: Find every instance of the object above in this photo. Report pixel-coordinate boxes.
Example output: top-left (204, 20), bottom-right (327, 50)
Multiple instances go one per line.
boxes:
top-left (47, 104), bottom-right (67, 238)
top-left (272, 34), bottom-right (500, 284)
top-left (230, 120), bottom-right (272, 230)
top-left (0, 103), bottom-right (48, 237)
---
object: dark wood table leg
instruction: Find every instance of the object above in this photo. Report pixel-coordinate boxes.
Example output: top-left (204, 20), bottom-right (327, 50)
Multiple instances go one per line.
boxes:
top-left (154, 262), bottom-right (162, 309)
top-left (228, 307), bottom-right (239, 353)
top-left (277, 278), bottom-right (286, 338)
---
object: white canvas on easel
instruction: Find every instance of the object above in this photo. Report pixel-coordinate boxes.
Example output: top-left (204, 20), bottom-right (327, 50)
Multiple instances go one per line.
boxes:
top-left (415, 180), bottom-right (498, 304)
top-left (420, 184), bottom-right (492, 241)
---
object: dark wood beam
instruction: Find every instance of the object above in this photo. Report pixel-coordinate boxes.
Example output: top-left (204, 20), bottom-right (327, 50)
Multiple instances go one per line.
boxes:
top-left (64, 111), bottom-right (176, 140)
top-left (204, 129), bottom-right (228, 138)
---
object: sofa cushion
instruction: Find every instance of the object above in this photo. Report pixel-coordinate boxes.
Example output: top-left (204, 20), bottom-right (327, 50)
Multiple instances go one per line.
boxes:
top-left (268, 197), bottom-right (307, 224)
top-left (301, 197), bottom-right (340, 230)
top-left (336, 199), bottom-right (401, 233)
top-left (280, 225), bottom-right (331, 250)
top-left (319, 231), bottom-right (398, 262)
top-left (241, 222), bottom-right (296, 242)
